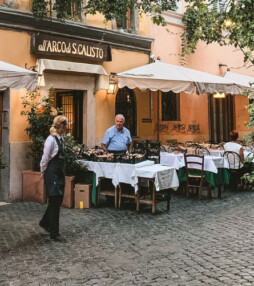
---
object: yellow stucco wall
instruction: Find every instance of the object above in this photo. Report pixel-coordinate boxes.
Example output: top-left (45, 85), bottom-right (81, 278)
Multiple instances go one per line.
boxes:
top-left (16, 0), bottom-right (32, 11)
top-left (86, 13), bottom-right (112, 29)
top-left (0, 30), bottom-right (36, 142)
top-left (0, 27), bottom-right (151, 143)
top-left (149, 17), bottom-right (254, 142)
top-left (97, 49), bottom-right (150, 139)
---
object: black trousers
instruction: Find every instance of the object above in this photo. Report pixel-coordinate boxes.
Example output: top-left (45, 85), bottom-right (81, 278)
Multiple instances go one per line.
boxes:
top-left (40, 195), bottom-right (63, 238)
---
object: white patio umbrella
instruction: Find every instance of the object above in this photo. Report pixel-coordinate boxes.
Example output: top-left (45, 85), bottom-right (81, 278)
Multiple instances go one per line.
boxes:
top-left (117, 60), bottom-right (252, 140)
top-left (224, 71), bottom-right (254, 89)
top-left (117, 60), bottom-right (249, 95)
top-left (0, 61), bottom-right (38, 91)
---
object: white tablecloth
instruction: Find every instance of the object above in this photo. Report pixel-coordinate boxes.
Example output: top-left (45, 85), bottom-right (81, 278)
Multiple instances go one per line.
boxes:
top-left (78, 160), bottom-right (155, 187)
top-left (131, 164), bottom-right (179, 192)
top-left (112, 160), bottom-right (155, 186)
top-left (186, 148), bottom-right (252, 160)
top-left (160, 152), bottom-right (185, 170)
top-left (78, 160), bottom-right (179, 192)
top-left (78, 161), bottom-right (118, 186)
top-left (160, 153), bottom-right (229, 174)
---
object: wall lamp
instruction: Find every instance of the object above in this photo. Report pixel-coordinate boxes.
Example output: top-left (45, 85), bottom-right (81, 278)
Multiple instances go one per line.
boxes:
top-left (213, 92), bottom-right (225, 99)
top-left (107, 73), bottom-right (117, 94)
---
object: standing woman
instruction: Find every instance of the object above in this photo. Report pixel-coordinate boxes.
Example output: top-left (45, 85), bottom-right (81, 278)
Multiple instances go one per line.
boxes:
top-left (39, 115), bottom-right (68, 242)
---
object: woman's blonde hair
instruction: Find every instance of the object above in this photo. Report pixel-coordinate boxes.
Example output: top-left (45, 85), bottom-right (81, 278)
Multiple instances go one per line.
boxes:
top-left (50, 115), bottom-right (68, 136)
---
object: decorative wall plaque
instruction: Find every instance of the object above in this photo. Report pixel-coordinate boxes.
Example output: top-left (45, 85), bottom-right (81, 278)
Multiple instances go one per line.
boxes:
top-left (31, 33), bottom-right (112, 62)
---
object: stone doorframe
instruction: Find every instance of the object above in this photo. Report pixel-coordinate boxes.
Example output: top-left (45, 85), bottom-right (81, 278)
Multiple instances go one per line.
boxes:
top-left (40, 72), bottom-right (96, 148)
top-left (1, 88), bottom-right (10, 201)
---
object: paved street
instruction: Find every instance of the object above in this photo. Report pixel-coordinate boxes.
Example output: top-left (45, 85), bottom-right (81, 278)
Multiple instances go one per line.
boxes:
top-left (1, 190), bottom-right (254, 286)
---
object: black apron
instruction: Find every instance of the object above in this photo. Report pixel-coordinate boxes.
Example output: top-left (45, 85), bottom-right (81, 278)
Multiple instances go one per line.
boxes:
top-left (44, 136), bottom-right (65, 196)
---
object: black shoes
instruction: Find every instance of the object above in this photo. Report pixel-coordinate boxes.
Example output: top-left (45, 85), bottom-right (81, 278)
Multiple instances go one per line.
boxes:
top-left (39, 221), bottom-right (66, 242)
top-left (39, 221), bottom-right (50, 233)
top-left (51, 235), bottom-right (67, 242)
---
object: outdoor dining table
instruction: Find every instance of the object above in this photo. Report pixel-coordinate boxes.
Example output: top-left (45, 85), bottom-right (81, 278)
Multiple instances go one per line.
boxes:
top-left (186, 147), bottom-right (253, 159)
top-left (160, 152), bottom-right (230, 198)
top-left (78, 159), bottom-right (179, 206)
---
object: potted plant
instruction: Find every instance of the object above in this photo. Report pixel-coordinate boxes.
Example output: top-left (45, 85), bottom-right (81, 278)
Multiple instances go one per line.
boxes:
top-left (21, 87), bottom-right (86, 206)
top-left (61, 133), bottom-right (86, 208)
top-left (21, 87), bottom-right (57, 203)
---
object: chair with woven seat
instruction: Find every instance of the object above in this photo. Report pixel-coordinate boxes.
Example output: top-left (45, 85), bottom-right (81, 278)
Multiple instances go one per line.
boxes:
top-left (118, 183), bottom-right (136, 209)
top-left (184, 154), bottom-right (211, 199)
top-left (223, 151), bottom-right (243, 190)
top-left (132, 141), bottom-right (146, 154)
top-left (136, 177), bottom-right (171, 214)
top-left (97, 178), bottom-right (118, 208)
top-left (160, 145), bottom-right (167, 152)
top-left (146, 140), bottom-right (160, 163)
top-left (169, 146), bottom-right (187, 154)
top-left (195, 146), bottom-right (210, 156)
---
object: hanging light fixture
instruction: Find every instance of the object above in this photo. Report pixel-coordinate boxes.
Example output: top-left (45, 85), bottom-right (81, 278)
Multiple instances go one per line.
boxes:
top-left (107, 73), bottom-right (117, 94)
top-left (213, 92), bottom-right (226, 98)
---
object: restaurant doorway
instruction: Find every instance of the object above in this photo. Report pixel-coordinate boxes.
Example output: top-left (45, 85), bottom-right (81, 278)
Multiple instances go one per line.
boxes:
top-left (0, 92), bottom-right (3, 197)
top-left (115, 87), bottom-right (137, 136)
top-left (56, 90), bottom-right (83, 144)
top-left (208, 94), bottom-right (235, 143)
top-left (0, 92), bottom-right (2, 147)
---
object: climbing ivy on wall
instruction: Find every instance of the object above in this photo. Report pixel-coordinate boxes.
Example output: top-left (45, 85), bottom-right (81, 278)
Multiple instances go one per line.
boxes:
top-left (31, 0), bottom-right (179, 26)
top-left (181, 0), bottom-right (254, 65)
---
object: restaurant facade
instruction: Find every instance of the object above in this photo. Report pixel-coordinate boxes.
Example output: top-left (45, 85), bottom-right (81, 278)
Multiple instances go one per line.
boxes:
top-left (0, 3), bottom-right (154, 201)
top-left (149, 7), bottom-right (254, 144)
top-left (0, 1), bottom-right (254, 202)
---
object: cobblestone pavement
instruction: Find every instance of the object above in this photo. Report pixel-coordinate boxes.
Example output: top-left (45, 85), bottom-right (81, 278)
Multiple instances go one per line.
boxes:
top-left (1, 190), bottom-right (254, 286)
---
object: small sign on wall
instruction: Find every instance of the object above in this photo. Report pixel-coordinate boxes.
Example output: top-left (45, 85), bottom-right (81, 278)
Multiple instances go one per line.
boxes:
top-left (2, 111), bottom-right (8, 129)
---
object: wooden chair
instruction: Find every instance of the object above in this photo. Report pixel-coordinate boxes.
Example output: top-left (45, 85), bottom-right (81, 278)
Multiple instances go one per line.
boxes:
top-left (223, 151), bottom-right (243, 190)
top-left (185, 141), bottom-right (201, 148)
top-left (160, 145), bottom-right (167, 152)
top-left (146, 140), bottom-right (160, 163)
top-left (136, 177), bottom-right (170, 214)
top-left (210, 143), bottom-right (224, 150)
top-left (173, 142), bottom-right (185, 147)
top-left (118, 183), bottom-right (136, 209)
top-left (97, 178), bottom-right (118, 208)
top-left (169, 146), bottom-right (187, 154)
top-left (184, 154), bottom-right (211, 199)
top-left (195, 146), bottom-right (210, 156)
top-left (132, 141), bottom-right (146, 154)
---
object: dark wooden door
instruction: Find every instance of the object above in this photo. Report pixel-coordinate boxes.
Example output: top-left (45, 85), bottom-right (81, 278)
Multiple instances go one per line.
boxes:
top-left (0, 92), bottom-right (2, 147)
top-left (209, 94), bottom-right (234, 143)
top-left (115, 87), bottom-right (137, 136)
top-left (56, 90), bottom-right (83, 143)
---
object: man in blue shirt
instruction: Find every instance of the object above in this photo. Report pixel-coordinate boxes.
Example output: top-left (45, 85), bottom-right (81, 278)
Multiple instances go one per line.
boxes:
top-left (101, 114), bottom-right (132, 154)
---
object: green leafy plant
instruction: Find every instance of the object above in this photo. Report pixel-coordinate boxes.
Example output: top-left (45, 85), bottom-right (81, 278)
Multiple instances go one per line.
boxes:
top-left (182, 0), bottom-right (254, 66)
top-left (31, 0), bottom-right (178, 26)
top-left (0, 147), bottom-right (7, 170)
top-left (21, 87), bottom-right (57, 171)
top-left (63, 133), bottom-right (86, 178)
top-left (32, 0), bottom-right (83, 21)
top-left (32, 0), bottom-right (48, 20)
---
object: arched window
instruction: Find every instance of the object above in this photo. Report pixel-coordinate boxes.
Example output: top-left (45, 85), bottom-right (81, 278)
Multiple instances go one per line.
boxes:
top-left (115, 87), bottom-right (137, 136)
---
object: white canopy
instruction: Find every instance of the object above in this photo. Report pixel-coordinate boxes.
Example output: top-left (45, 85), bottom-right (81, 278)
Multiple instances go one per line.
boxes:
top-left (117, 60), bottom-right (248, 95)
top-left (37, 59), bottom-right (109, 91)
top-left (0, 61), bottom-right (38, 91)
top-left (224, 71), bottom-right (254, 89)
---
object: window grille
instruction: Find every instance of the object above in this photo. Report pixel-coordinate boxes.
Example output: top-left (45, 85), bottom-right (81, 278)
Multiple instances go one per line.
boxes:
top-left (56, 90), bottom-right (83, 143)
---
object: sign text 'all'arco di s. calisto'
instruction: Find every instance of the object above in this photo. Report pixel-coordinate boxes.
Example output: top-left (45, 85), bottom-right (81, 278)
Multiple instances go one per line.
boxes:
top-left (30, 34), bottom-right (112, 62)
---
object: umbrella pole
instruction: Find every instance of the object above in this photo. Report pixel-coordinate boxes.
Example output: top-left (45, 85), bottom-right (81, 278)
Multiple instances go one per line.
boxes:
top-left (157, 90), bottom-right (160, 141)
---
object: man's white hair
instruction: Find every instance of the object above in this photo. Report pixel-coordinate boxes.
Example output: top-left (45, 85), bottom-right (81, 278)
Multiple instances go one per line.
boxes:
top-left (115, 114), bottom-right (125, 122)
